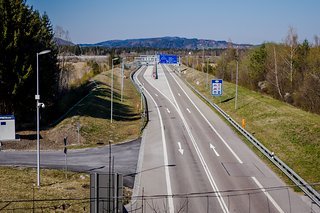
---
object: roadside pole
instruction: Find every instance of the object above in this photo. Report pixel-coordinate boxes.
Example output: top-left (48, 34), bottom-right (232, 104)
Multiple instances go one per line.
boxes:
top-left (76, 122), bottom-right (80, 145)
top-left (64, 137), bottom-right (68, 179)
top-left (121, 59), bottom-right (125, 102)
top-left (235, 48), bottom-right (239, 110)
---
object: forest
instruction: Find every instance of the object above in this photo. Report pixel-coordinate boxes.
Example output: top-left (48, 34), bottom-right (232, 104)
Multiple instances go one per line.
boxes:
top-left (0, 0), bottom-right (59, 124)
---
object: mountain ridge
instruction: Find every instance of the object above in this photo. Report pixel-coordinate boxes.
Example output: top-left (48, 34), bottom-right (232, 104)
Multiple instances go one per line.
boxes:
top-left (79, 36), bottom-right (253, 49)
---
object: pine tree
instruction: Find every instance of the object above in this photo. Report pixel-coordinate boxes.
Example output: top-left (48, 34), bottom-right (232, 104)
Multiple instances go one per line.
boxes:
top-left (0, 0), bottom-right (59, 125)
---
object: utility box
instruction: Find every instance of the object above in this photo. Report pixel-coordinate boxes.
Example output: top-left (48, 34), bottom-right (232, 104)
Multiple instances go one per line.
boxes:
top-left (0, 115), bottom-right (16, 141)
top-left (90, 173), bottom-right (123, 213)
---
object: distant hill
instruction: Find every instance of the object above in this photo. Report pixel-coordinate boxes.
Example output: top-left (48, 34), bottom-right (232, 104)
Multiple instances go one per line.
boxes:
top-left (54, 37), bottom-right (75, 46)
top-left (79, 36), bottom-right (252, 49)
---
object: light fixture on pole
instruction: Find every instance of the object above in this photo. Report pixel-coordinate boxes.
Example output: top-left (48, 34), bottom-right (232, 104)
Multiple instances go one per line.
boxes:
top-left (110, 57), bottom-right (118, 123)
top-left (36, 49), bottom-right (51, 188)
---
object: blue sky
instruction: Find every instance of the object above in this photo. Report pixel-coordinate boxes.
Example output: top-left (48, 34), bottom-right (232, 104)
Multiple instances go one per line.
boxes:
top-left (26, 0), bottom-right (320, 45)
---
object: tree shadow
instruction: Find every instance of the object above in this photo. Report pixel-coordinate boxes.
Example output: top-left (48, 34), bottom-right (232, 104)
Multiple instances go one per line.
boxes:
top-left (62, 82), bottom-right (140, 122)
top-left (221, 97), bottom-right (235, 103)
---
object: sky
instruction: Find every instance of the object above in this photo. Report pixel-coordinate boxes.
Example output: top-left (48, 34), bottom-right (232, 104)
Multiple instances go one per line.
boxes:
top-left (26, 0), bottom-right (320, 45)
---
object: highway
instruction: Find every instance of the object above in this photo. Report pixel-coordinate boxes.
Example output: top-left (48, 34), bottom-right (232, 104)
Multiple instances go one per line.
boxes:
top-left (132, 64), bottom-right (318, 213)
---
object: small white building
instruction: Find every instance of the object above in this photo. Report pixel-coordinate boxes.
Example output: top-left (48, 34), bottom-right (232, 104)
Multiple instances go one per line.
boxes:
top-left (0, 115), bottom-right (16, 141)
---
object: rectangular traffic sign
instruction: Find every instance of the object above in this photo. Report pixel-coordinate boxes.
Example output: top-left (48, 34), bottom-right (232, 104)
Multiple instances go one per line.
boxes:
top-left (159, 54), bottom-right (178, 64)
top-left (211, 79), bottom-right (223, 96)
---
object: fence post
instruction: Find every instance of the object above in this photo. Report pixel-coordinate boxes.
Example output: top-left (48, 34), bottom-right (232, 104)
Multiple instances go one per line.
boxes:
top-left (142, 187), bottom-right (144, 213)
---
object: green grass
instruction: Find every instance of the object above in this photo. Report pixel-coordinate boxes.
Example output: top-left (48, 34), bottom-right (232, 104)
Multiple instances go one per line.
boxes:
top-left (180, 65), bottom-right (320, 191)
top-left (50, 67), bottom-right (142, 148)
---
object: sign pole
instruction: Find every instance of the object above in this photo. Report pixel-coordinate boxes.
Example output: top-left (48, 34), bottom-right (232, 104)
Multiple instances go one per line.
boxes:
top-left (64, 137), bottom-right (67, 179)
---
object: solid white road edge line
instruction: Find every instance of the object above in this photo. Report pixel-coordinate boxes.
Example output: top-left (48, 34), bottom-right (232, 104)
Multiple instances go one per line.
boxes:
top-left (187, 108), bottom-right (191, 113)
top-left (251, 177), bottom-right (285, 213)
top-left (165, 65), bottom-right (284, 213)
top-left (137, 66), bottom-right (175, 213)
top-left (145, 65), bottom-right (228, 212)
top-left (162, 65), bottom-right (229, 213)
top-left (166, 65), bottom-right (243, 164)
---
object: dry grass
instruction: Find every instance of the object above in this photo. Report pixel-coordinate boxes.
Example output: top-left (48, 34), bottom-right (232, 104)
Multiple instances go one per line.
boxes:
top-left (0, 167), bottom-right (132, 212)
top-left (0, 167), bottom-right (90, 212)
top-left (0, 65), bottom-right (140, 211)
top-left (4, 66), bottom-right (142, 150)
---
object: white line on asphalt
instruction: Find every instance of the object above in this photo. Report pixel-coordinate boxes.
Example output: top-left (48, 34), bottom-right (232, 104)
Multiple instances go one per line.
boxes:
top-left (166, 65), bottom-right (285, 213)
top-left (177, 142), bottom-right (184, 155)
top-left (186, 108), bottom-right (191, 114)
top-left (178, 93), bottom-right (181, 96)
top-left (155, 93), bottom-right (158, 97)
top-left (137, 67), bottom-right (174, 213)
top-left (162, 65), bottom-right (229, 213)
top-left (167, 66), bottom-right (243, 164)
top-left (251, 177), bottom-right (285, 213)
top-left (210, 143), bottom-right (220, 157)
top-left (166, 108), bottom-right (171, 114)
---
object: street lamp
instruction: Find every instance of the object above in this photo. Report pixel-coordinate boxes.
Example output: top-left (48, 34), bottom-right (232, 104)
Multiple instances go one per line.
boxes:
top-left (111, 57), bottom-right (118, 123)
top-left (235, 48), bottom-right (239, 110)
top-left (206, 58), bottom-right (209, 89)
top-left (36, 49), bottom-right (51, 187)
top-left (121, 58), bottom-right (126, 102)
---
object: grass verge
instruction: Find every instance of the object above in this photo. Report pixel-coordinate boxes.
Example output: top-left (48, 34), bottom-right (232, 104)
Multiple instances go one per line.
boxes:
top-left (178, 65), bottom-right (320, 191)
top-left (0, 167), bottom-right (132, 211)
top-left (0, 167), bottom-right (90, 212)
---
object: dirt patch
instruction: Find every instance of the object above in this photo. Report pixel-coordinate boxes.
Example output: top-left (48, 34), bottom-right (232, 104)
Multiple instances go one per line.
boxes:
top-left (2, 119), bottom-right (85, 150)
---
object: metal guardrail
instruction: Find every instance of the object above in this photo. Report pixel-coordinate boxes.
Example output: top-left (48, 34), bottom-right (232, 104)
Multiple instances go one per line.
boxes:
top-left (175, 69), bottom-right (320, 207)
top-left (130, 66), bottom-right (149, 132)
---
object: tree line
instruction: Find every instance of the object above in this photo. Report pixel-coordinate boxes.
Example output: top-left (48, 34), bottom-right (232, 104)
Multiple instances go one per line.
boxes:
top-left (183, 29), bottom-right (320, 114)
top-left (0, 0), bottom-right (59, 126)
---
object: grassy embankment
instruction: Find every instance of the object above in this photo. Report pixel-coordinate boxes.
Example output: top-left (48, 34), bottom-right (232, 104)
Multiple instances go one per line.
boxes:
top-left (27, 66), bottom-right (142, 150)
top-left (179, 65), bottom-right (320, 191)
top-left (57, 66), bottom-right (142, 148)
top-left (0, 66), bottom-right (141, 211)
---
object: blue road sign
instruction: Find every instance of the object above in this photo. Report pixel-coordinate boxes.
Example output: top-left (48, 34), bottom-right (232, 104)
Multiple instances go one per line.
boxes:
top-left (159, 54), bottom-right (178, 64)
top-left (211, 79), bottom-right (223, 96)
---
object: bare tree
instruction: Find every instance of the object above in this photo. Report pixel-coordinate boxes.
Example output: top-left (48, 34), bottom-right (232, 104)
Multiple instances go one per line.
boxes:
top-left (314, 35), bottom-right (319, 47)
top-left (266, 46), bottom-right (284, 100)
top-left (284, 27), bottom-right (298, 91)
top-left (274, 46), bottom-right (283, 99)
top-left (54, 25), bottom-right (65, 39)
top-left (54, 25), bottom-right (73, 92)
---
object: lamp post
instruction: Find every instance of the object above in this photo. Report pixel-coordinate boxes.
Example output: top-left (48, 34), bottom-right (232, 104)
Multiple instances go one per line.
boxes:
top-left (121, 58), bottom-right (125, 102)
top-left (36, 49), bottom-right (51, 188)
top-left (235, 48), bottom-right (239, 110)
top-left (206, 58), bottom-right (209, 90)
top-left (110, 57), bottom-right (118, 123)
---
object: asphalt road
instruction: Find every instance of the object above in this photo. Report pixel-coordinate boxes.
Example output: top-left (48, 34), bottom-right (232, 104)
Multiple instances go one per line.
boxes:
top-left (0, 138), bottom-right (141, 187)
top-left (131, 64), bottom-right (319, 213)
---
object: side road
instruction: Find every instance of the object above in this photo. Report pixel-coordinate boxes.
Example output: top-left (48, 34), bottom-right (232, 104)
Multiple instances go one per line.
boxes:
top-left (0, 138), bottom-right (141, 187)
